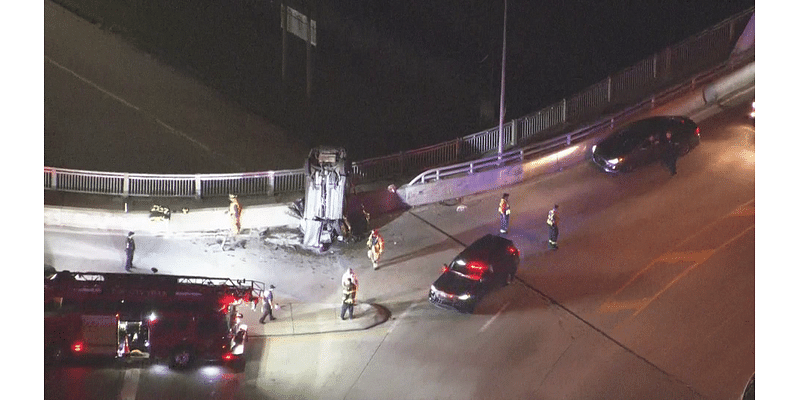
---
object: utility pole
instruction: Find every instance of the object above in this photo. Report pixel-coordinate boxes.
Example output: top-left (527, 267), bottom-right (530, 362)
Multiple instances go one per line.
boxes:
top-left (498, 0), bottom-right (508, 159)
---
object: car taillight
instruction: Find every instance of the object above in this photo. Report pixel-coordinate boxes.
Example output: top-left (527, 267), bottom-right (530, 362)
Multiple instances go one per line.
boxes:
top-left (72, 341), bottom-right (84, 353)
top-left (507, 245), bottom-right (519, 256)
top-left (222, 352), bottom-right (234, 361)
top-left (694, 127), bottom-right (700, 136)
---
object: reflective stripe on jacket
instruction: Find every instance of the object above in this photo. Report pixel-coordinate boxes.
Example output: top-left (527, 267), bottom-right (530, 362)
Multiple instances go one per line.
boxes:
top-left (547, 209), bottom-right (558, 226)
top-left (498, 199), bottom-right (510, 215)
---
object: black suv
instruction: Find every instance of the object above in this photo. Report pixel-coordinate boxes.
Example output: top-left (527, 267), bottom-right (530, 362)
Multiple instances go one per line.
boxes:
top-left (429, 234), bottom-right (520, 313)
top-left (591, 116), bottom-right (700, 173)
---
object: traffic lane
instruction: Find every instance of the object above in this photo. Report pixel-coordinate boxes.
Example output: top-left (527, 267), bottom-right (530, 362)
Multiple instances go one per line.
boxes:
top-left (45, 362), bottom-right (126, 400)
top-left (246, 331), bottom-right (391, 399)
top-left (343, 282), bottom-right (699, 399)
top-left (44, 59), bottom-right (227, 174)
top-left (44, 360), bottom-right (251, 400)
top-left (519, 107), bottom-right (753, 316)
top-left (346, 285), bottom-right (556, 400)
top-left (610, 226), bottom-right (754, 399)
top-left (44, 0), bottom-right (307, 173)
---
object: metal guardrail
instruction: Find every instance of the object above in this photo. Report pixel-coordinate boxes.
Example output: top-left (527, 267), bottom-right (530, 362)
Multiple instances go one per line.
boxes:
top-left (407, 70), bottom-right (717, 186)
top-left (44, 167), bottom-right (306, 198)
top-left (44, 7), bottom-right (753, 198)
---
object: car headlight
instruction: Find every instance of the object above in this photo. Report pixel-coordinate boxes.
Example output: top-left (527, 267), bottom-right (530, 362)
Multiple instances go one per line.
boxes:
top-left (607, 157), bottom-right (621, 165)
top-left (591, 145), bottom-right (597, 153)
top-left (457, 294), bottom-right (471, 300)
top-left (430, 285), bottom-right (436, 293)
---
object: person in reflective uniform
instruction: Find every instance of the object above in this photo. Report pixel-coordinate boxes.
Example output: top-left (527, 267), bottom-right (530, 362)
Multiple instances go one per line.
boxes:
top-left (341, 278), bottom-right (357, 320)
top-left (498, 193), bottom-right (511, 234)
top-left (367, 229), bottom-right (385, 270)
top-left (547, 204), bottom-right (559, 250)
top-left (229, 194), bottom-right (242, 235)
top-left (342, 268), bottom-right (359, 289)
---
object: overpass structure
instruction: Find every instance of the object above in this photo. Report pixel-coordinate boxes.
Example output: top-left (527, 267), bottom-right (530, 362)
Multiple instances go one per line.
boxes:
top-left (44, 8), bottom-right (754, 227)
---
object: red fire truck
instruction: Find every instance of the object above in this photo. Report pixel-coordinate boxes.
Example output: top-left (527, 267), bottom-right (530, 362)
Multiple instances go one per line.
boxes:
top-left (44, 270), bottom-right (264, 371)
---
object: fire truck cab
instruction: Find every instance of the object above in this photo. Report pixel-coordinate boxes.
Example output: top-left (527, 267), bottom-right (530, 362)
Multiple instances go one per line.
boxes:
top-left (44, 271), bottom-right (263, 372)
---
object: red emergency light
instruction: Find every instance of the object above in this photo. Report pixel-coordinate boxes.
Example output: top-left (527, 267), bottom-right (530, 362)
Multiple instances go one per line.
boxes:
top-left (72, 341), bottom-right (84, 353)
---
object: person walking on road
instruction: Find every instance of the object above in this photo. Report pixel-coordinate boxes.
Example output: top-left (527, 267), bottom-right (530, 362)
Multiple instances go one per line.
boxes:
top-left (259, 285), bottom-right (276, 323)
top-left (228, 194), bottom-right (242, 235)
top-left (367, 229), bottom-right (385, 270)
top-left (341, 278), bottom-right (357, 320)
top-left (662, 131), bottom-right (678, 176)
top-left (547, 205), bottom-right (560, 250)
top-left (124, 231), bottom-right (135, 271)
top-left (498, 193), bottom-right (511, 234)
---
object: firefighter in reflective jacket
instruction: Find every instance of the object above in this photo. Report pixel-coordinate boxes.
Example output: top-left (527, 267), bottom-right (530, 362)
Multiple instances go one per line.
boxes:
top-left (367, 229), bottom-right (385, 270)
top-left (547, 204), bottom-right (560, 250)
top-left (341, 278), bottom-right (357, 320)
top-left (228, 194), bottom-right (242, 235)
top-left (498, 193), bottom-right (511, 234)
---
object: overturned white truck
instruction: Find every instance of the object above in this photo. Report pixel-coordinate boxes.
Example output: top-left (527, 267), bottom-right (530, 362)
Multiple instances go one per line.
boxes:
top-left (300, 147), bottom-right (350, 248)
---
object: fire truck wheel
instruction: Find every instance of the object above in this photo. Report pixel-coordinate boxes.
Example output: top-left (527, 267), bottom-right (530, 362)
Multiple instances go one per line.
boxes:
top-left (170, 347), bottom-right (195, 369)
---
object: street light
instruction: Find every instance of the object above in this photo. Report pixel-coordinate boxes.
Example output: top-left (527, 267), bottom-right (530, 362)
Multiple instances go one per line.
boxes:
top-left (498, 0), bottom-right (508, 159)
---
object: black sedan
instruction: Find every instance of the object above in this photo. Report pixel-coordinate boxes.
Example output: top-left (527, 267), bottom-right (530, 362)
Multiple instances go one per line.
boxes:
top-left (429, 234), bottom-right (520, 313)
top-left (591, 116), bottom-right (700, 173)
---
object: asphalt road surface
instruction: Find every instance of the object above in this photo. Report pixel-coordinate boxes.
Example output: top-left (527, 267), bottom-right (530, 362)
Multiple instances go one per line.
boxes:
top-left (43, 0), bottom-right (755, 397)
top-left (44, 102), bottom-right (755, 399)
top-left (44, 0), bottom-right (308, 174)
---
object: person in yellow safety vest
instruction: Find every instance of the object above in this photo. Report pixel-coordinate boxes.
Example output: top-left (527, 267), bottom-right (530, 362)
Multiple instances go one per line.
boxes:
top-left (341, 268), bottom-right (359, 289)
top-left (341, 278), bottom-right (357, 320)
top-left (547, 204), bottom-right (560, 250)
top-left (228, 194), bottom-right (242, 235)
top-left (367, 229), bottom-right (385, 270)
top-left (498, 193), bottom-right (511, 234)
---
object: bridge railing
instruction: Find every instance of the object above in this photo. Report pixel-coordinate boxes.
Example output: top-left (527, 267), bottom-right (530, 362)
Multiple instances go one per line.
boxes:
top-left (44, 7), bottom-right (753, 198)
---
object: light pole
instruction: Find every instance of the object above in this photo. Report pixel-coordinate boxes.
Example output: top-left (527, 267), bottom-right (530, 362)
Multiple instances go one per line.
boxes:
top-left (498, 0), bottom-right (508, 159)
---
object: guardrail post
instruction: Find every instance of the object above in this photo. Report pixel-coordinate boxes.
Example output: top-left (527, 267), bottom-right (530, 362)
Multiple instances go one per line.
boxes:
top-left (561, 98), bottom-right (567, 125)
top-left (123, 173), bottom-right (130, 197)
top-left (268, 174), bottom-right (275, 196)
top-left (399, 151), bottom-right (405, 176)
top-left (511, 120), bottom-right (518, 147)
top-left (195, 175), bottom-right (202, 198)
top-left (607, 76), bottom-right (612, 103)
top-left (51, 169), bottom-right (57, 189)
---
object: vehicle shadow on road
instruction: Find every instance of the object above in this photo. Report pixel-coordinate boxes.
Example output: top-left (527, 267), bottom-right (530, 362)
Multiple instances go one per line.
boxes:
top-left (377, 238), bottom-right (463, 269)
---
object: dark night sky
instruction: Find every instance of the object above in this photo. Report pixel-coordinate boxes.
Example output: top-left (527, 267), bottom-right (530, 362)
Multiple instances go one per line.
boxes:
top-left (332, 0), bottom-right (754, 119)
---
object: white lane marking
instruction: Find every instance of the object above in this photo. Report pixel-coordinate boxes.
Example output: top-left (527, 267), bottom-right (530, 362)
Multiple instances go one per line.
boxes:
top-left (479, 302), bottom-right (510, 333)
top-left (155, 118), bottom-right (211, 153)
top-left (119, 368), bottom-right (140, 400)
top-left (45, 55), bottom-right (244, 169)
top-left (45, 56), bottom-right (140, 111)
top-left (630, 223), bottom-right (754, 318)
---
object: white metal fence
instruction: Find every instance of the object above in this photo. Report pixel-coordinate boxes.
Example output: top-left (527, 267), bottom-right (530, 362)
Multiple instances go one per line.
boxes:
top-left (44, 8), bottom-right (753, 198)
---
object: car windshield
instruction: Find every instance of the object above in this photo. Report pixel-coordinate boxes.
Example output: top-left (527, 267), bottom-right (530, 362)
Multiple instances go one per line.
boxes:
top-left (602, 119), bottom-right (665, 154)
top-left (449, 258), bottom-right (488, 281)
